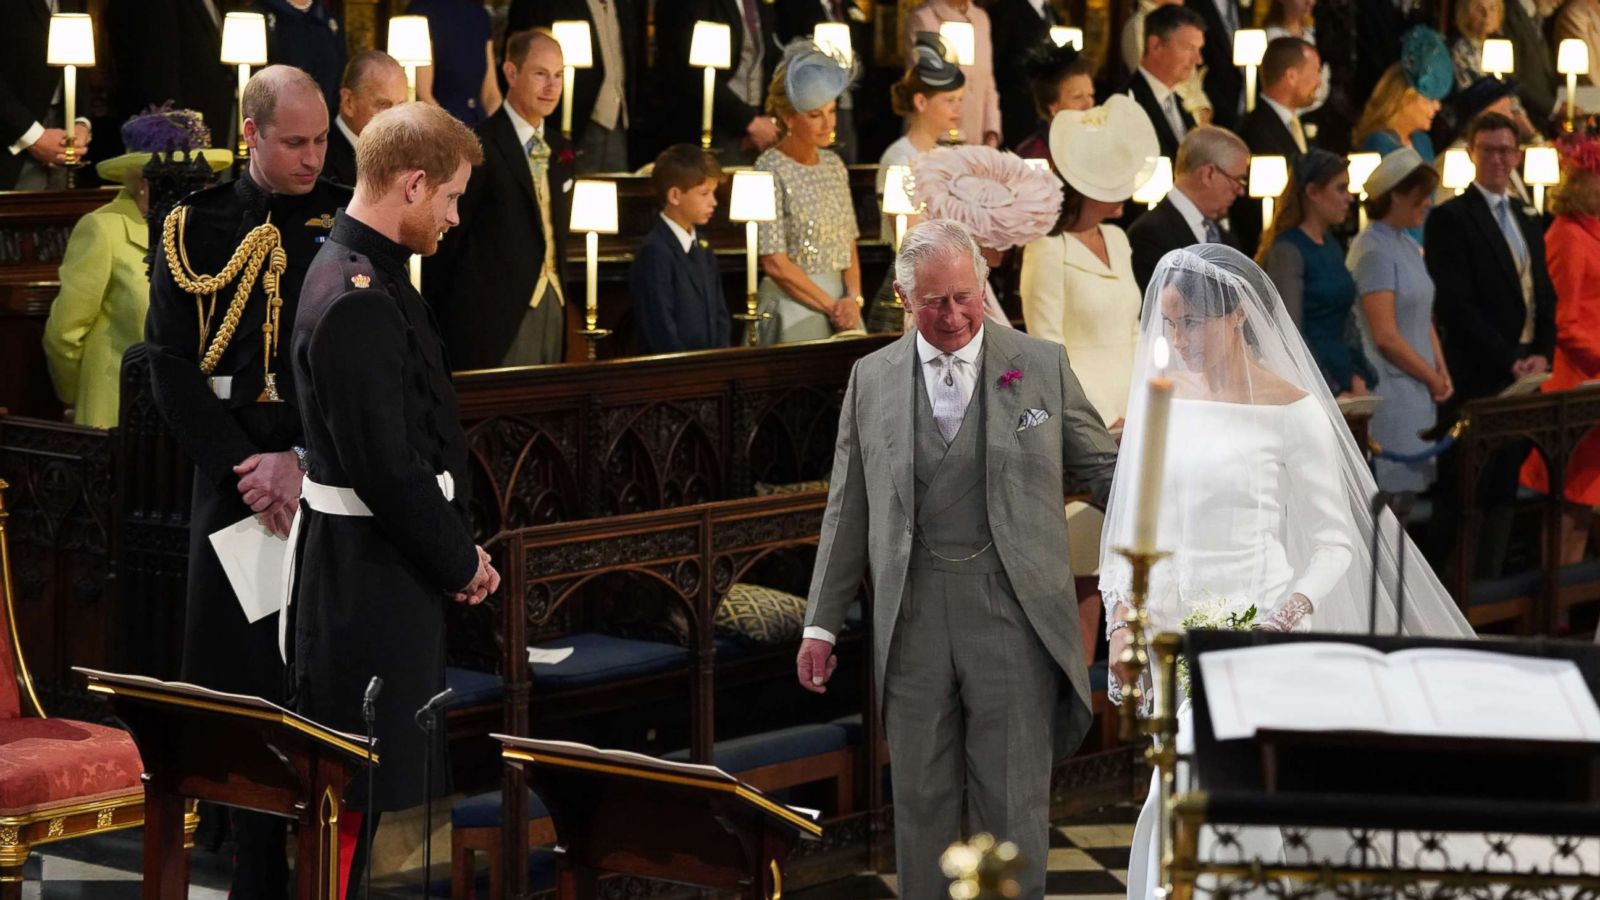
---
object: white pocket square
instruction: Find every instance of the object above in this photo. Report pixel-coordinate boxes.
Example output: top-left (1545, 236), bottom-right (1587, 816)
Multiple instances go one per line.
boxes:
top-left (1016, 408), bottom-right (1050, 432)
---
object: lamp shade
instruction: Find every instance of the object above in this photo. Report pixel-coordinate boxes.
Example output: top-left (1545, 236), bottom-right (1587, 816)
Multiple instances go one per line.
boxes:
top-left (1524, 145), bottom-right (1560, 186)
top-left (690, 20), bottom-right (732, 69)
top-left (1131, 156), bottom-right (1173, 205)
top-left (1233, 29), bottom-right (1267, 67)
top-left (1347, 152), bottom-right (1382, 194)
top-left (1248, 155), bottom-right (1289, 199)
top-left (569, 180), bottom-right (619, 233)
top-left (220, 12), bottom-right (267, 66)
top-left (939, 22), bottom-right (976, 66)
top-left (1481, 38), bottom-right (1514, 76)
top-left (814, 22), bottom-right (853, 64)
top-left (47, 13), bottom-right (95, 67)
top-left (881, 165), bottom-right (916, 216)
top-left (730, 170), bottom-right (778, 222)
top-left (1441, 147), bottom-right (1476, 190)
top-left (552, 20), bottom-right (593, 68)
top-left (1559, 38), bottom-right (1590, 75)
top-left (387, 15), bottom-right (433, 66)
top-left (1049, 26), bottom-right (1084, 50)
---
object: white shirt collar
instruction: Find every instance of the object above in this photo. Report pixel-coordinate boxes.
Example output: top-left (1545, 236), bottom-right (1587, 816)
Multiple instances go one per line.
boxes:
top-left (1026, 0), bottom-right (1049, 16)
top-left (1166, 186), bottom-right (1210, 242)
top-left (335, 114), bottom-right (360, 148)
top-left (915, 326), bottom-right (985, 367)
top-left (1262, 96), bottom-right (1298, 127)
top-left (1473, 181), bottom-right (1511, 206)
top-left (505, 102), bottom-right (542, 152)
top-left (659, 213), bottom-right (696, 253)
top-left (1139, 66), bottom-right (1177, 104)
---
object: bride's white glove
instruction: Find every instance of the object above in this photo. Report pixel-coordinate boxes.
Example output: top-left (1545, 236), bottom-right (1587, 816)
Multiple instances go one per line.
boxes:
top-left (1259, 593), bottom-right (1313, 632)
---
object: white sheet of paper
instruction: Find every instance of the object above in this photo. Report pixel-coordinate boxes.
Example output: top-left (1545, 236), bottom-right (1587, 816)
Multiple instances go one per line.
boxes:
top-left (208, 516), bottom-right (290, 624)
top-left (1202, 643), bottom-right (1399, 740)
top-left (527, 646), bottom-right (576, 665)
top-left (1392, 649), bottom-right (1600, 742)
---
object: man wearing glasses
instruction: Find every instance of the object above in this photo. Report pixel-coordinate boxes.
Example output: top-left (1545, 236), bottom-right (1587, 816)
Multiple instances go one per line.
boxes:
top-left (1129, 125), bottom-right (1249, 292)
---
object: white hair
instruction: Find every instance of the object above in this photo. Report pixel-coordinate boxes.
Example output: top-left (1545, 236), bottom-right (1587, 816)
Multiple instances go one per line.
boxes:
top-left (893, 219), bottom-right (989, 308)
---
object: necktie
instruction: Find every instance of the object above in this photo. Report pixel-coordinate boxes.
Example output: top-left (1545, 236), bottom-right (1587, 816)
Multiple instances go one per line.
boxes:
top-left (1494, 196), bottom-right (1529, 272)
top-left (932, 355), bottom-right (966, 444)
top-left (740, 0), bottom-right (761, 37)
top-left (527, 134), bottom-right (565, 308)
top-left (1288, 116), bottom-right (1308, 153)
top-left (1203, 218), bottom-right (1222, 244)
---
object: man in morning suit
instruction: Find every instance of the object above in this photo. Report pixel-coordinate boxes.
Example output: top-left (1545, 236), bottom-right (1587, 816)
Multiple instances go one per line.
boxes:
top-left (1232, 37), bottom-right (1322, 257)
top-left (427, 30), bottom-right (573, 369)
top-left (1129, 125), bottom-right (1248, 291)
top-left (325, 50), bottom-right (408, 188)
top-left (144, 65), bottom-right (349, 900)
top-left (629, 144), bottom-right (732, 354)
top-left (0, 0), bottom-right (90, 190)
top-left (1426, 112), bottom-right (1557, 577)
top-left (1185, 0), bottom-right (1245, 127)
top-left (1125, 4), bottom-right (1206, 161)
top-left (655, 0), bottom-right (781, 164)
top-left (290, 102), bottom-right (497, 900)
top-left (797, 220), bottom-right (1119, 900)
top-left (509, 0), bottom-right (642, 173)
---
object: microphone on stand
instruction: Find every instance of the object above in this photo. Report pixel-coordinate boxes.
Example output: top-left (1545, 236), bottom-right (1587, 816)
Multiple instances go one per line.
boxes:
top-left (361, 677), bottom-right (383, 900)
top-left (1390, 492), bottom-right (1417, 637)
top-left (1368, 490), bottom-right (1392, 635)
top-left (415, 687), bottom-right (453, 900)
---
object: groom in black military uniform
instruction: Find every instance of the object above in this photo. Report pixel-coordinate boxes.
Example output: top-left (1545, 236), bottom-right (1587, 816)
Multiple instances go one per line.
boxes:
top-left (143, 64), bottom-right (349, 900)
top-left (289, 102), bottom-right (498, 899)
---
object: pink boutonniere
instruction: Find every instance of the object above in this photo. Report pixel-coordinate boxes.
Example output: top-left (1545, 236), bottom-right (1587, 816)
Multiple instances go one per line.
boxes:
top-left (556, 146), bottom-right (576, 166)
top-left (999, 369), bottom-right (1024, 388)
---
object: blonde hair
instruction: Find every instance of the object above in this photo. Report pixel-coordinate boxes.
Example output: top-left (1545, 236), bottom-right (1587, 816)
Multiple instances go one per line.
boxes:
top-left (242, 65), bottom-right (324, 131)
top-left (1353, 65), bottom-right (1422, 147)
top-left (1550, 168), bottom-right (1600, 217)
top-left (355, 102), bottom-right (484, 196)
top-left (765, 67), bottom-right (798, 120)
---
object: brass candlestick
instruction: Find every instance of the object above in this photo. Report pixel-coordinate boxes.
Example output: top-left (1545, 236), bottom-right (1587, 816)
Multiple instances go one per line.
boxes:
top-left (577, 327), bottom-right (611, 361)
top-left (1113, 546), bottom-right (1167, 741)
top-left (733, 292), bottom-right (770, 346)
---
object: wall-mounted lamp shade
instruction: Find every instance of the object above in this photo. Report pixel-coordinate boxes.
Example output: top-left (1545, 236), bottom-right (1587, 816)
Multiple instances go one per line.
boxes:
top-left (1233, 29), bottom-right (1267, 67)
top-left (220, 12), bottom-right (267, 65)
top-left (1524, 146), bottom-right (1561, 186)
top-left (814, 22), bottom-right (852, 64)
top-left (387, 15), bottom-right (433, 66)
top-left (690, 21), bottom-right (733, 69)
top-left (1559, 38), bottom-right (1590, 75)
top-left (552, 20), bottom-right (593, 68)
top-left (569, 180), bottom-right (619, 233)
top-left (1049, 26), bottom-right (1084, 50)
top-left (1248, 155), bottom-right (1288, 199)
top-left (47, 13), bottom-right (95, 67)
top-left (881, 165), bottom-right (917, 216)
top-left (1346, 152), bottom-right (1382, 194)
top-left (1132, 156), bottom-right (1173, 205)
top-left (1482, 39), bottom-right (1514, 76)
top-left (939, 22), bottom-right (976, 66)
top-left (1440, 148), bottom-right (1476, 190)
top-left (730, 170), bottom-right (779, 222)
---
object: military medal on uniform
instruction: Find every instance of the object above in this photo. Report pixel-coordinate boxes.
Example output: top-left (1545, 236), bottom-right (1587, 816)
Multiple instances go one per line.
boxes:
top-left (161, 205), bottom-right (289, 402)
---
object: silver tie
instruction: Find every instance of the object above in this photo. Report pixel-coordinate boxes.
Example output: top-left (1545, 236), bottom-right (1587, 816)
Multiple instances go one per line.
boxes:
top-left (932, 355), bottom-right (966, 444)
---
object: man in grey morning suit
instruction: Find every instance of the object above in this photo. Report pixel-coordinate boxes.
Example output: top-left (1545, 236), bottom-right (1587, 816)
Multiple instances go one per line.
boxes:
top-left (796, 220), bottom-right (1119, 898)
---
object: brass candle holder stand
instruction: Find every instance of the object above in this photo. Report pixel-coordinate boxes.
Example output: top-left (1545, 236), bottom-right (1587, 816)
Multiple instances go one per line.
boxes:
top-left (734, 293), bottom-right (771, 347)
top-left (577, 327), bottom-right (612, 361)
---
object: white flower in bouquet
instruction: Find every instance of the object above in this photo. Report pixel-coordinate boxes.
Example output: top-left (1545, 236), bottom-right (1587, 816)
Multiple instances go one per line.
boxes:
top-left (1175, 592), bottom-right (1257, 699)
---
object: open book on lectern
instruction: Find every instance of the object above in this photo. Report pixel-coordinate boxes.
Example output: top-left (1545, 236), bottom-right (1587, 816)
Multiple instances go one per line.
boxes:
top-left (1200, 643), bottom-right (1600, 744)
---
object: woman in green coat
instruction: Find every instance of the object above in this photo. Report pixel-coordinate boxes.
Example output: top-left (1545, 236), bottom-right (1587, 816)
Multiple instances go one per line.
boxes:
top-left (42, 106), bottom-right (230, 428)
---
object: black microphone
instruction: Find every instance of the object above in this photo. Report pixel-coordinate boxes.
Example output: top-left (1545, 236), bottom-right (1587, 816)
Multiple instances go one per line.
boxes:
top-left (416, 686), bottom-right (453, 900)
top-left (363, 676), bottom-right (383, 722)
top-left (1367, 490), bottom-right (1392, 635)
top-left (1391, 492), bottom-right (1417, 637)
top-left (361, 677), bottom-right (382, 900)
top-left (414, 687), bottom-right (453, 727)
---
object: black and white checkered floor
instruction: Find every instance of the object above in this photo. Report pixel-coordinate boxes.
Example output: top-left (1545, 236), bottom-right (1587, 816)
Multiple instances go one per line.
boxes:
top-left (20, 805), bottom-right (1136, 899)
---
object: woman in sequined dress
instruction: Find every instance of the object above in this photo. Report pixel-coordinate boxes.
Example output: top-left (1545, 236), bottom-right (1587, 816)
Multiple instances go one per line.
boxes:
top-left (755, 43), bottom-right (863, 344)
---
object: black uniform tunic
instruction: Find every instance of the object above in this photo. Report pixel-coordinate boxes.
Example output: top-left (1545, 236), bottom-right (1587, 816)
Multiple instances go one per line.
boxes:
top-left (144, 172), bottom-right (350, 701)
top-left (290, 212), bottom-right (478, 812)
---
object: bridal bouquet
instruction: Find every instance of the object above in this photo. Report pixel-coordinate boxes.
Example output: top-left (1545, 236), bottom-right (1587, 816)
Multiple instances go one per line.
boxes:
top-left (1175, 596), bottom-right (1257, 699)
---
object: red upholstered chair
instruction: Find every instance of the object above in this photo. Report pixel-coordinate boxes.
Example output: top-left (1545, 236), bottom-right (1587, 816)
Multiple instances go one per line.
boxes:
top-left (0, 479), bottom-right (163, 898)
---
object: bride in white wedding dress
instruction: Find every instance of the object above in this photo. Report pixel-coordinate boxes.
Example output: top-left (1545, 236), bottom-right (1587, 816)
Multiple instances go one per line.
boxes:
top-left (1097, 245), bottom-right (1476, 899)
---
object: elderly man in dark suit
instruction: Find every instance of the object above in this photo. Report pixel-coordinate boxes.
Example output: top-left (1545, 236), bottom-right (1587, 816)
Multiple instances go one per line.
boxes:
top-left (1125, 4), bottom-right (1206, 161)
top-left (1129, 125), bottom-right (1247, 291)
top-left (427, 29), bottom-right (573, 369)
top-left (509, 0), bottom-right (642, 173)
top-left (0, 0), bottom-right (90, 190)
top-left (325, 50), bottom-right (409, 188)
top-left (1232, 36), bottom-right (1322, 256)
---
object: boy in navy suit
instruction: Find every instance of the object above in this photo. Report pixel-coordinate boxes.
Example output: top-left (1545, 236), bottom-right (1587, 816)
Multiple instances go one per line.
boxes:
top-left (630, 145), bottom-right (732, 354)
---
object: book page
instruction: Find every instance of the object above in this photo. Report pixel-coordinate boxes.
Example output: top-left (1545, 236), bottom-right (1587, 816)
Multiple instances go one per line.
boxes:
top-left (1390, 649), bottom-right (1600, 742)
top-left (1201, 643), bottom-right (1397, 740)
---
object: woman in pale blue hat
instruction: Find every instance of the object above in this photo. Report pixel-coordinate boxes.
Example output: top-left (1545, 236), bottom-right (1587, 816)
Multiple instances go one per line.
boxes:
top-left (42, 105), bottom-right (230, 427)
top-left (755, 41), bottom-right (862, 344)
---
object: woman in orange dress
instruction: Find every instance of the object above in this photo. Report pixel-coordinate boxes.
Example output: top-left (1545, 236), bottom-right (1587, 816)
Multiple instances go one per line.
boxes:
top-left (1521, 135), bottom-right (1600, 564)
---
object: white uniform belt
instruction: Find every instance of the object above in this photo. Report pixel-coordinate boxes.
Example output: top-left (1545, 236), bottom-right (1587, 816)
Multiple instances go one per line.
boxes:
top-left (300, 472), bottom-right (456, 515)
top-left (208, 376), bottom-right (232, 400)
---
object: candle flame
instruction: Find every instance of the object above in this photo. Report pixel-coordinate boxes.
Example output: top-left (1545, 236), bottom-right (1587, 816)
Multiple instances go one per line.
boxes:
top-left (1153, 336), bottom-right (1170, 371)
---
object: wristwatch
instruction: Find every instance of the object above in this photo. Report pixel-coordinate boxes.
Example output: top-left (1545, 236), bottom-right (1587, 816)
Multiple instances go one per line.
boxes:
top-left (291, 445), bottom-right (309, 472)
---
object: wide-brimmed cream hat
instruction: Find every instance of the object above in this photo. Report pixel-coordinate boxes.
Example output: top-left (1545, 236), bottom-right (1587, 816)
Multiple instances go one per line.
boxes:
top-left (1048, 94), bottom-right (1160, 203)
top-left (1363, 147), bottom-right (1430, 199)
top-left (96, 104), bottom-right (232, 185)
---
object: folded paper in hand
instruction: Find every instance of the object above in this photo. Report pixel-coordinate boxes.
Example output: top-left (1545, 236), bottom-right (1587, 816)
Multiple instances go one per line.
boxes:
top-left (209, 516), bottom-right (291, 624)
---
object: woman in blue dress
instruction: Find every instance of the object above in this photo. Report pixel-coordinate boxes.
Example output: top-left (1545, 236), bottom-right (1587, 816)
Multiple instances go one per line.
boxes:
top-left (1260, 149), bottom-right (1378, 398)
top-left (408, 0), bottom-right (502, 126)
top-left (1349, 149), bottom-right (1452, 493)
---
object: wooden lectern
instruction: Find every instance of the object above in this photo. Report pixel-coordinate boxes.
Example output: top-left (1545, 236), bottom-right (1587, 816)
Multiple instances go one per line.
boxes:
top-left (494, 734), bottom-right (822, 899)
top-left (75, 668), bottom-right (376, 900)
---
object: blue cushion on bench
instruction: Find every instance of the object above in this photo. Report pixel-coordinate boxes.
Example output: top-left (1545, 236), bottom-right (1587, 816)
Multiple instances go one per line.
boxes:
top-left (662, 723), bottom-right (850, 772)
top-left (529, 633), bottom-right (690, 689)
top-left (1560, 558), bottom-right (1600, 587)
top-left (831, 714), bottom-right (865, 746)
top-left (451, 789), bottom-right (549, 830)
top-left (445, 667), bottom-right (504, 708)
top-left (1469, 569), bottom-right (1541, 606)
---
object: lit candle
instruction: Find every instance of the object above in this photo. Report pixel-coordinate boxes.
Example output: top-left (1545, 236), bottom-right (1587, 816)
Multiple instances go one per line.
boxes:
top-left (62, 65), bottom-right (76, 150)
top-left (1133, 338), bottom-right (1174, 554)
top-left (745, 221), bottom-right (758, 300)
top-left (586, 231), bottom-right (599, 330)
top-left (702, 68), bottom-right (716, 147)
